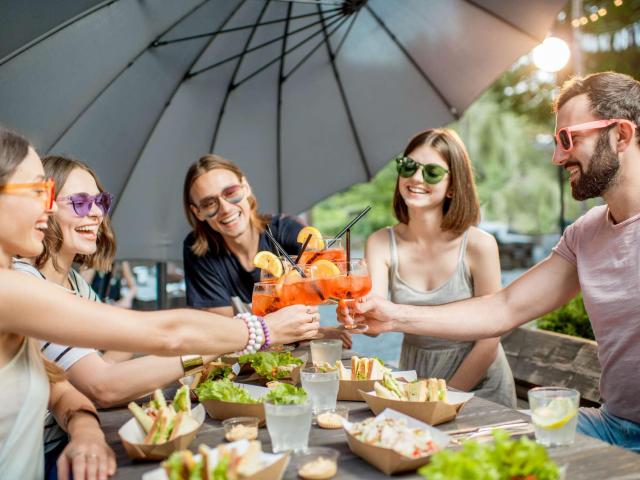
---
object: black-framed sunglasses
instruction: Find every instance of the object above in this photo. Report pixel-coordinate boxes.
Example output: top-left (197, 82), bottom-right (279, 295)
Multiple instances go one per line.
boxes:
top-left (196, 184), bottom-right (246, 219)
top-left (394, 155), bottom-right (449, 184)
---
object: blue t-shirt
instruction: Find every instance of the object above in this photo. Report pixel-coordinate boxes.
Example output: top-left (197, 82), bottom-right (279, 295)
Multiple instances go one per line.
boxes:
top-left (183, 214), bottom-right (304, 308)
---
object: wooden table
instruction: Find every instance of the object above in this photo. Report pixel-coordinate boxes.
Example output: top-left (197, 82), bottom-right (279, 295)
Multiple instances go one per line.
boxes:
top-left (102, 352), bottom-right (640, 479)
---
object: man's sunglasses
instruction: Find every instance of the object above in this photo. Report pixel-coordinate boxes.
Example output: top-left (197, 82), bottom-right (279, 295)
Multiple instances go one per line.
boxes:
top-left (58, 191), bottom-right (113, 217)
top-left (196, 184), bottom-right (246, 219)
top-left (394, 155), bottom-right (449, 184)
top-left (0, 178), bottom-right (56, 209)
top-left (555, 119), bottom-right (637, 152)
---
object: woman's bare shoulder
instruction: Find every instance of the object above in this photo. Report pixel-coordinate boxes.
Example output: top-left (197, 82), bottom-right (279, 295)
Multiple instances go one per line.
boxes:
top-left (466, 226), bottom-right (499, 257)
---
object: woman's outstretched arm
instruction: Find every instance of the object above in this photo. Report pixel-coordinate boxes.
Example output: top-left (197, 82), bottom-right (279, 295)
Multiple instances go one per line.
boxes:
top-left (0, 269), bottom-right (319, 356)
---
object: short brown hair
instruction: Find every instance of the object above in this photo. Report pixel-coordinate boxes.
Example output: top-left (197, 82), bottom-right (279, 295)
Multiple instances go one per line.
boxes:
top-left (35, 155), bottom-right (116, 272)
top-left (183, 154), bottom-right (270, 256)
top-left (393, 128), bottom-right (480, 234)
top-left (555, 72), bottom-right (640, 147)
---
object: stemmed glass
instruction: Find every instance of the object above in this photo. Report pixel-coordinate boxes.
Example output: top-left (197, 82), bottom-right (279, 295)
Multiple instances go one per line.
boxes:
top-left (328, 259), bottom-right (372, 333)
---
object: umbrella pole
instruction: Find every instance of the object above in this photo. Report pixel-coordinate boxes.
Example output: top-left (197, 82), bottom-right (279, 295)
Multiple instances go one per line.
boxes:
top-left (156, 262), bottom-right (168, 310)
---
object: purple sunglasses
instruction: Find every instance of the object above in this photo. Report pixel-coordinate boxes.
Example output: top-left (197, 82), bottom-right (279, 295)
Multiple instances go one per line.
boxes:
top-left (58, 192), bottom-right (114, 217)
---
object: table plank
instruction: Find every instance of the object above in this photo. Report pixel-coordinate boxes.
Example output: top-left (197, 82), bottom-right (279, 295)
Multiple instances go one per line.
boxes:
top-left (101, 352), bottom-right (640, 479)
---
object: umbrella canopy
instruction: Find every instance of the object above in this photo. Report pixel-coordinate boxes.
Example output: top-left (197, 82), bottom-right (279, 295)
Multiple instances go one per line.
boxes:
top-left (0, 0), bottom-right (565, 261)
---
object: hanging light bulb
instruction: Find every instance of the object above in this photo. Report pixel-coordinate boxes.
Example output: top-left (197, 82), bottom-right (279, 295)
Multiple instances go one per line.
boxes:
top-left (532, 37), bottom-right (571, 73)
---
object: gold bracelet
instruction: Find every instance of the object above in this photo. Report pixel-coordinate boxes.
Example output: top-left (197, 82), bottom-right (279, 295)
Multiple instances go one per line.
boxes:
top-left (181, 354), bottom-right (204, 376)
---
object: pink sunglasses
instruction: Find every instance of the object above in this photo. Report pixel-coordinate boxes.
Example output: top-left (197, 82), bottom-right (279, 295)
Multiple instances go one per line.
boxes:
top-left (555, 119), bottom-right (636, 152)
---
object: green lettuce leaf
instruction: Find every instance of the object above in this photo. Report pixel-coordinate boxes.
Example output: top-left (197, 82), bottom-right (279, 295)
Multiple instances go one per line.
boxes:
top-left (263, 383), bottom-right (307, 405)
top-left (239, 352), bottom-right (304, 381)
top-left (418, 430), bottom-right (561, 480)
top-left (195, 378), bottom-right (258, 404)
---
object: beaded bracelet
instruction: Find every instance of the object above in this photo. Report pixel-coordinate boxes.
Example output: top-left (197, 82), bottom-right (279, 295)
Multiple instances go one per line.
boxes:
top-left (258, 316), bottom-right (271, 351)
top-left (234, 313), bottom-right (265, 355)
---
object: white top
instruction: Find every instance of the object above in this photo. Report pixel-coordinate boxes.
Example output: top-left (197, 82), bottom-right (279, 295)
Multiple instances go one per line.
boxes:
top-left (12, 260), bottom-right (98, 369)
top-left (12, 259), bottom-right (101, 453)
top-left (0, 339), bottom-right (49, 479)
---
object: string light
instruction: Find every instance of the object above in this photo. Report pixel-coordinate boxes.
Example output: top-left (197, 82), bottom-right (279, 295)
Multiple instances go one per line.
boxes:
top-left (571, 0), bottom-right (622, 28)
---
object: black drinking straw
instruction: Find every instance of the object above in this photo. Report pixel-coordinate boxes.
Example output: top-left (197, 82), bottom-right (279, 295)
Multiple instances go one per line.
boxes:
top-left (296, 234), bottom-right (313, 266)
top-left (306, 205), bottom-right (372, 265)
top-left (327, 205), bottom-right (372, 249)
top-left (264, 227), bottom-right (306, 277)
top-left (346, 229), bottom-right (351, 274)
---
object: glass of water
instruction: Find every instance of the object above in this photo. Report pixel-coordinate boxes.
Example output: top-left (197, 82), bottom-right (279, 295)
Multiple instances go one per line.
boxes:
top-left (264, 398), bottom-right (312, 453)
top-left (300, 367), bottom-right (339, 415)
top-left (528, 387), bottom-right (580, 447)
top-left (310, 339), bottom-right (342, 366)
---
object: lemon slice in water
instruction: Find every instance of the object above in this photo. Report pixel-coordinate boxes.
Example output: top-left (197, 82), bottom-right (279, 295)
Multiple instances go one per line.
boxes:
top-left (532, 398), bottom-right (577, 429)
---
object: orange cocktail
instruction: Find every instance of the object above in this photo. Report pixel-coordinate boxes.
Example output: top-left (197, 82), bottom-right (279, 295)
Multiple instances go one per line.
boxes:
top-left (252, 282), bottom-right (284, 316)
top-left (298, 238), bottom-right (346, 265)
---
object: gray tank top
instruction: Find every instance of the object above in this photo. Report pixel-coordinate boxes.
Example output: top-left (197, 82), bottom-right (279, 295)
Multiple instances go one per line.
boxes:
top-left (388, 226), bottom-right (474, 350)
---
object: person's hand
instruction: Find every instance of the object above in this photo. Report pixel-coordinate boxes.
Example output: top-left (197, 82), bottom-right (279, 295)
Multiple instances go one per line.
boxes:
top-left (58, 422), bottom-right (116, 480)
top-left (337, 294), bottom-right (396, 336)
top-left (265, 304), bottom-right (320, 344)
top-left (318, 326), bottom-right (352, 349)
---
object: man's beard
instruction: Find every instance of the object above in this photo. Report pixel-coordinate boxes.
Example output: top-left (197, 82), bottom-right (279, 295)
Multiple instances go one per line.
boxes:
top-left (570, 131), bottom-right (620, 201)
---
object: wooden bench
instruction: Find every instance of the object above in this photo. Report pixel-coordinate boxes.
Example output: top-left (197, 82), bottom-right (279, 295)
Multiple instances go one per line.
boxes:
top-left (501, 326), bottom-right (601, 406)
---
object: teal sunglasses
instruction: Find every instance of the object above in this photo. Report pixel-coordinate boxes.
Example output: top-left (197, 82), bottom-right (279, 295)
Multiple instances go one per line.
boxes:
top-left (394, 155), bottom-right (449, 185)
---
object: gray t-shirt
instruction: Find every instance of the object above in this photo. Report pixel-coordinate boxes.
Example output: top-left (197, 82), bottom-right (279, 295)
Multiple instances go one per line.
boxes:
top-left (553, 205), bottom-right (640, 424)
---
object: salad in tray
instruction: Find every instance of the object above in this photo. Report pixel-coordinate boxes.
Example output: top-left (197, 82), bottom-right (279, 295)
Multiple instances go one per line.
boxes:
top-left (418, 430), bottom-right (562, 480)
top-left (196, 378), bottom-right (306, 405)
top-left (238, 351), bottom-right (304, 381)
top-left (346, 417), bottom-right (440, 459)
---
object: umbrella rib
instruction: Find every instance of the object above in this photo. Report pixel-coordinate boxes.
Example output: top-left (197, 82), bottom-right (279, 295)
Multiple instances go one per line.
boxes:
top-left (462, 0), bottom-right (543, 44)
top-left (317, 5), bottom-right (371, 180)
top-left (48, 0), bottom-right (212, 152)
top-left (188, 10), bottom-right (343, 78)
top-left (0, 0), bottom-right (118, 67)
top-left (276, 3), bottom-right (293, 212)
top-left (153, 7), bottom-right (341, 46)
top-left (209, 1), bottom-right (271, 153)
top-left (109, 0), bottom-right (247, 213)
top-left (333, 9), bottom-right (359, 57)
top-left (364, 4), bottom-right (459, 119)
top-left (282, 13), bottom-right (349, 81)
top-left (234, 13), bottom-right (347, 89)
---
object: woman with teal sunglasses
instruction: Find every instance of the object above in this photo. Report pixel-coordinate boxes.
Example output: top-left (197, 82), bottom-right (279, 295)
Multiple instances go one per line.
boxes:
top-left (363, 128), bottom-right (516, 407)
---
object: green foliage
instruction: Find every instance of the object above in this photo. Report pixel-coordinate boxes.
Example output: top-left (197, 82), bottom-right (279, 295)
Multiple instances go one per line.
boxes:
top-left (537, 293), bottom-right (595, 340)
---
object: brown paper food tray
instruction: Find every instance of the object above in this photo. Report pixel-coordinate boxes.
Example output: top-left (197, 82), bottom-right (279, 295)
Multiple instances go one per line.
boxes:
top-left (359, 390), bottom-right (467, 426)
top-left (243, 452), bottom-right (289, 480)
top-left (118, 404), bottom-right (205, 461)
top-left (200, 398), bottom-right (266, 426)
top-left (344, 429), bottom-right (433, 475)
top-left (338, 379), bottom-right (379, 401)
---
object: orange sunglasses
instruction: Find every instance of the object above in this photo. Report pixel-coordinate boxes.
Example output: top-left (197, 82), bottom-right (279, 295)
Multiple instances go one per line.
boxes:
top-left (0, 178), bottom-right (56, 209)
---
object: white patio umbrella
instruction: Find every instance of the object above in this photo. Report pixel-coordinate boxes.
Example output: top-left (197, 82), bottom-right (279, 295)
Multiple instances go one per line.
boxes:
top-left (0, 0), bottom-right (565, 261)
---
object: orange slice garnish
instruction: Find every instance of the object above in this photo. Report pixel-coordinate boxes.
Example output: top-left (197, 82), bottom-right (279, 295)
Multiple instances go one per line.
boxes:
top-left (310, 259), bottom-right (340, 278)
top-left (297, 226), bottom-right (324, 250)
top-left (253, 251), bottom-right (283, 278)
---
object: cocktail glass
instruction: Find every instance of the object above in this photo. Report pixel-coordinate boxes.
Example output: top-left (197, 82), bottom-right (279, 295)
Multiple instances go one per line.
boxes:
top-left (298, 238), bottom-right (346, 265)
top-left (264, 398), bottom-right (312, 453)
top-left (329, 259), bottom-right (372, 332)
top-left (251, 281), bottom-right (283, 316)
top-left (528, 387), bottom-right (580, 447)
top-left (300, 367), bottom-right (339, 415)
top-left (310, 339), bottom-right (343, 366)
